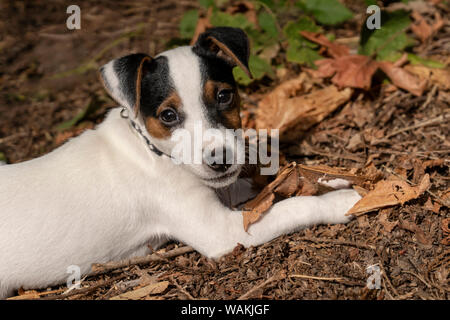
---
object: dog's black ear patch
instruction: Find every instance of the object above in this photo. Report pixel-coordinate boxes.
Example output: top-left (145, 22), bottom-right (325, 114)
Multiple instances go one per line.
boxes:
top-left (99, 53), bottom-right (152, 115)
top-left (193, 27), bottom-right (252, 78)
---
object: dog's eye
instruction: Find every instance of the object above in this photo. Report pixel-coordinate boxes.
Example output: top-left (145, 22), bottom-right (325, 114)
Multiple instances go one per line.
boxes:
top-left (216, 89), bottom-right (233, 107)
top-left (159, 108), bottom-right (179, 126)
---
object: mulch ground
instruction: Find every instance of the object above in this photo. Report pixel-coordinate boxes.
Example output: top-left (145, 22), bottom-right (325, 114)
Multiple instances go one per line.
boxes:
top-left (0, 0), bottom-right (448, 300)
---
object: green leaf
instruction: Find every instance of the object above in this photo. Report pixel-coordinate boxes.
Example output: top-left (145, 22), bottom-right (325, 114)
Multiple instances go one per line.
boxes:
top-left (407, 53), bottom-right (445, 69)
top-left (233, 55), bottom-right (273, 85)
top-left (359, 10), bottom-right (415, 61)
top-left (0, 152), bottom-right (5, 162)
top-left (199, 0), bottom-right (215, 8)
top-left (210, 12), bottom-right (254, 29)
top-left (179, 10), bottom-right (199, 39)
top-left (283, 16), bottom-right (320, 39)
top-left (286, 39), bottom-right (322, 67)
top-left (258, 11), bottom-right (278, 38)
top-left (303, 0), bottom-right (353, 25)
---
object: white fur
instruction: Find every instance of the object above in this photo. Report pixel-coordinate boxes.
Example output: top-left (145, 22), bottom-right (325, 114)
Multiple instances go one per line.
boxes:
top-left (0, 48), bottom-right (361, 298)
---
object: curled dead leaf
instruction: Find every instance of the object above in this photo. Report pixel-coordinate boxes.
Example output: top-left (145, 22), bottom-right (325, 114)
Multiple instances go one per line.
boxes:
top-left (378, 61), bottom-right (427, 96)
top-left (110, 281), bottom-right (169, 300)
top-left (256, 84), bottom-right (352, 142)
top-left (315, 55), bottom-right (379, 90)
top-left (347, 174), bottom-right (431, 216)
top-left (398, 218), bottom-right (432, 246)
top-left (404, 64), bottom-right (450, 90)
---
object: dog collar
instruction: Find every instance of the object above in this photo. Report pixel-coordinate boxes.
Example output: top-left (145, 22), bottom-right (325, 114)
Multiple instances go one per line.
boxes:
top-left (120, 108), bottom-right (173, 159)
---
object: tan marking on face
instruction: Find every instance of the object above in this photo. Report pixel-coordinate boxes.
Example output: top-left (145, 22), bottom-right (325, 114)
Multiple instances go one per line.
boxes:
top-left (144, 92), bottom-right (182, 139)
top-left (204, 80), bottom-right (242, 129)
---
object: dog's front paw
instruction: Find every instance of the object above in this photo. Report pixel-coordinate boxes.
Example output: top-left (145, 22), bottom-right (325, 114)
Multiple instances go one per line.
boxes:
top-left (319, 189), bottom-right (362, 224)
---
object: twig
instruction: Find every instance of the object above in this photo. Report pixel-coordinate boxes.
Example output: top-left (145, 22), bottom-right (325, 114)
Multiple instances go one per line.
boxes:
top-left (384, 114), bottom-right (449, 140)
top-left (40, 274), bottom-right (127, 300)
top-left (297, 236), bottom-right (376, 250)
top-left (170, 275), bottom-right (196, 300)
top-left (0, 132), bottom-right (28, 145)
top-left (237, 272), bottom-right (284, 300)
top-left (289, 274), bottom-right (343, 282)
top-left (378, 259), bottom-right (400, 298)
top-left (91, 246), bottom-right (194, 276)
top-left (419, 84), bottom-right (438, 111)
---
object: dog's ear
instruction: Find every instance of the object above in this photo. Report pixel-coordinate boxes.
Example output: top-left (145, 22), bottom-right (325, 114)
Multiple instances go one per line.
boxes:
top-left (193, 27), bottom-right (252, 78)
top-left (99, 53), bottom-right (152, 115)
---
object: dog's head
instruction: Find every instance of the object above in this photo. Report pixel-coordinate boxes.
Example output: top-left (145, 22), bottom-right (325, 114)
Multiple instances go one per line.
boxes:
top-left (100, 27), bottom-right (252, 188)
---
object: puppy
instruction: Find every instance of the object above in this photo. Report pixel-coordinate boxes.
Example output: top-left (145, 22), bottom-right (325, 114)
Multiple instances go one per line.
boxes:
top-left (0, 27), bottom-right (361, 299)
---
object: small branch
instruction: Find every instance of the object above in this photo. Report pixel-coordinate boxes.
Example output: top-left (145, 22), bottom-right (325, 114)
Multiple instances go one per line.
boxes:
top-left (384, 114), bottom-right (449, 140)
top-left (237, 272), bottom-right (284, 300)
top-left (170, 275), bottom-right (196, 300)
top-left (297, 236), bottom-right (376, 250)
top-left (91, 246), bottom-right (194, 276)
top-left (0, 132), bottom-right (28, 145)
top-left (40, 274), bottom-right (127, 300)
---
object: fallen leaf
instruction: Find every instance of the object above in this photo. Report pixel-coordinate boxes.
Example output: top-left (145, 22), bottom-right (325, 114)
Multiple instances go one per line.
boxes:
top-left (256, 84), bottom-right (352, 142)
top-left (296, 177), bottom-right (319, 196)
top-left (378, 208), bottom-right (398, 233)
top-left (378, 61), bottom-right (427, 96)
top-left (297, 164), bottom-right (380, 188)
top-left (315, 55), bottom-right (379, 90)
top-left (347, 174), bottom-right (431, 216)
top-left (242, 162), bottom-right (297, 231)
top-left (273, 168), bottom-right (299, 197)
top-left (398, 218), bottom-right (432, 245)
top-left (242, 193), bottom-right (275, 232)
top-left (404, 64), bottom-right (450, 90)
top-left (424, 197), bottom-right (441, 213)
top-left (411, 11), bottom-right (433, 42)
top-left (110, 281), bottom-right (169, 300)
top-left (226, 1), bottom-right (258, 25)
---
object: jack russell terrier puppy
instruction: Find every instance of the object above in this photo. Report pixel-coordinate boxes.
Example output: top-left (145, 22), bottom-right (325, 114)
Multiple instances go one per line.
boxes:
top-left (0, 27), bottom-right (361, 299)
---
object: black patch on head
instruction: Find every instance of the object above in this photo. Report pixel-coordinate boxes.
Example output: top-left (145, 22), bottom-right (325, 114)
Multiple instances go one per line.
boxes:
top-left (105, 53), bottom-right (150, 109)
top-left (139, 56), bottom-right (173, 118)
top-left (192, 27), bottom-right (250, 74)
top-left (195, 54), bottom-right (238, 127)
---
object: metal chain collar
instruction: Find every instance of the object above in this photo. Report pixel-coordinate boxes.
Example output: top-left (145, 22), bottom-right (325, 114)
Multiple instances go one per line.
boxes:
top-left (120, 108), bottom-right (172, 159)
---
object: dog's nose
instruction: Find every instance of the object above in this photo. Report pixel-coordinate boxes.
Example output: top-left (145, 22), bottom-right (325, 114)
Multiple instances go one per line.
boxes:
top-left (206, 147), bottom-right (233, 173)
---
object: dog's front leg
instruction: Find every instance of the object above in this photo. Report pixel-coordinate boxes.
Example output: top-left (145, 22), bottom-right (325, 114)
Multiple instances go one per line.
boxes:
top-left (167, 189), bottom-right (361, 259)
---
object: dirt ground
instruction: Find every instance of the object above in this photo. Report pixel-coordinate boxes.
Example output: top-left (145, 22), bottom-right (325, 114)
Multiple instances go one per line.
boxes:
top-left (0, 0), bottom-right (448, 300)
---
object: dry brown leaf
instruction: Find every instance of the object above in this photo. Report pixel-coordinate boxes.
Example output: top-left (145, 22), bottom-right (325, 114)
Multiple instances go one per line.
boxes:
top-left (347, 174), bottom-right (431, 216)
top-left (378, 61), bottom-right (427, 96)
top-left (296, 177), bottom-right (319, 196)
top-left (110, 281), bottom-right (169, 300)
top-left (441, 217), bottom-right (450, 245)
top-left (404, 65), bottom-right (450, 90)
top-left (298, 164), bottom-right (380, 188)
top-left (411, 11), bottom-right (433, 42)
top-left (378, 209), bottom-right (398, 233)
top-left (242, 193), bottom-right (275, 232)
top-left (226, 1), bottom-right (258, 25)
top-left (398, 218), bottom-right (432, 245)
top-left (256, 84), bottom-right (352, 142)
top-left (300, 31), bottom-right (349, 58)
top-left (273, 168), bottom-right (299, 197)
top-left (315, 56), bottom-right (379, 90)
top-left (242, 163), bottom-right (298, 231)
top-left (424, 197), bottom-right (441, 213)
